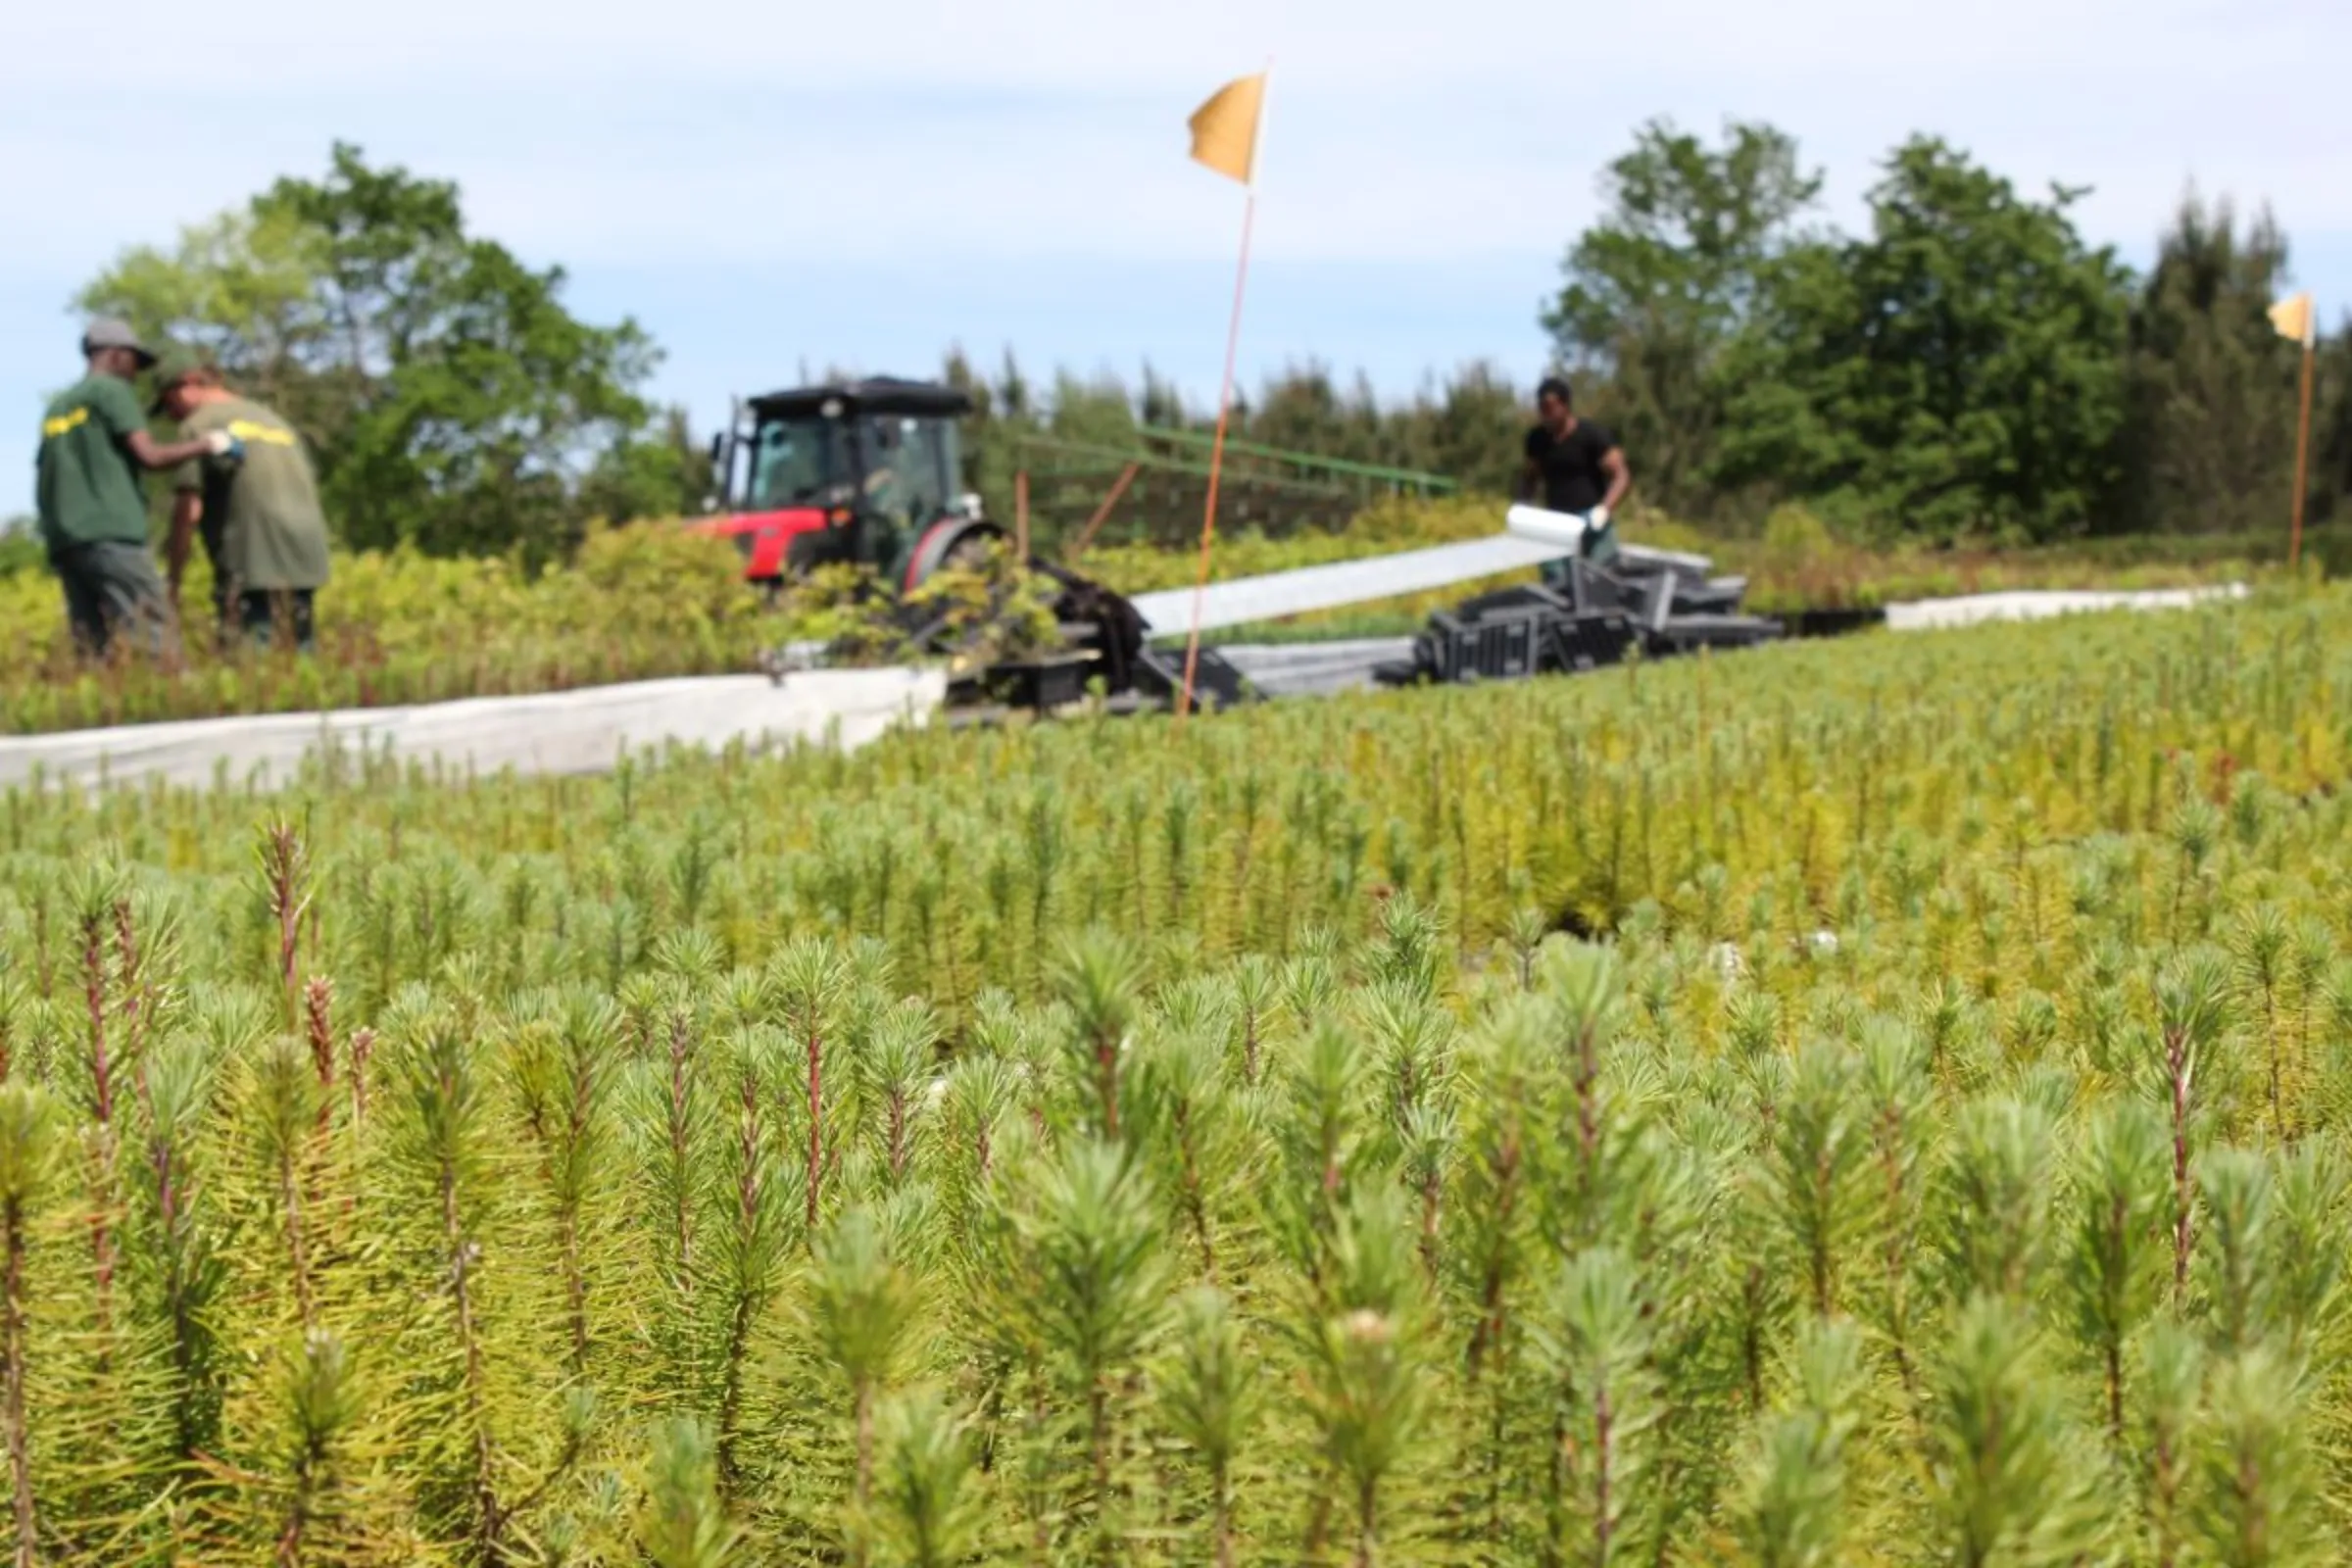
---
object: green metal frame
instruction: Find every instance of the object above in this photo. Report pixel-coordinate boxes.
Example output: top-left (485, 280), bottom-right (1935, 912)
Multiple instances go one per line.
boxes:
top-left (1002, 426), bottom-right (1458, 552)
top-left (1012, 429), bottom-right (1457, 499)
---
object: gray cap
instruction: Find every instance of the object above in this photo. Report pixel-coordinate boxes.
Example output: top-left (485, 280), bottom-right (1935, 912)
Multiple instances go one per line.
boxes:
top-left (81, 317), bottom-right (157, 368)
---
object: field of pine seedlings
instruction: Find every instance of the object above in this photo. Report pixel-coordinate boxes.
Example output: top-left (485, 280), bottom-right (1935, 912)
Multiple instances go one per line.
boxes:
top-left (4, 585), bottom-right (2352, 1565)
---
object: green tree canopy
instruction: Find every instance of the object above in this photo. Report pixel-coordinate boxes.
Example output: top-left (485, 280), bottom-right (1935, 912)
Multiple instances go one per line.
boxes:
top-left (78, 142), bottom-right (702, 565)
top-left (1544, 118), bottom-right (1824, 515)
top-left (1711, 137), bottom-right (2134, 544)
top-left (2117, 193), bottom-right (2304, 536)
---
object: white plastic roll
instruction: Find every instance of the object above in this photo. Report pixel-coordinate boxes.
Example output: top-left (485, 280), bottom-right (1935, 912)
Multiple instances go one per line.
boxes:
top-left (1502, 504), bottom-right (1589, 552)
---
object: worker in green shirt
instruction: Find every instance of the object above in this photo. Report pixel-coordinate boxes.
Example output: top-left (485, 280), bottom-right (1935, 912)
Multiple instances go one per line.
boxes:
top-left (152, 351), bottom-right (332, 652)
top-left (33, 319), bottom-right (241, 655)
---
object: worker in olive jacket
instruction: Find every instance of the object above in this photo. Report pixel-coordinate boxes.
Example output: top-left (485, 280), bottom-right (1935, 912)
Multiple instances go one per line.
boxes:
top-left (152, 350), bottom-right (332, 652)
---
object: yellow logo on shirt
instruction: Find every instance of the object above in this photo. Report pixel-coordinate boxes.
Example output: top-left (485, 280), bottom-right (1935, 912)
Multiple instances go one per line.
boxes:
top-left (225, 418), bottom-right (297, 448)
top-left (41, 407), bottom-right (90, 439)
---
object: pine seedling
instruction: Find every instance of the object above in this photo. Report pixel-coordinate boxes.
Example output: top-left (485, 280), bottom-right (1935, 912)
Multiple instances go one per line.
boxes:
top-left (2168, 796), bottom-right (2222, 948)
top-left (804, 1205), bottom-right (924, 1529)
top-left (2230, 905), bottom-right (2295, 1139)
top-left (1444, 995), bottom-right (1544, 1550)
top-left (635, 980), bottom-right (714, 1309)
top-left (862, 1001), bottom-right (939, 1185)
top-left (1054, 932), bottom-right (1145, 1142)
top-left (1230, 956), bottom-right (1280, 1088)
top-left (1298, 1186), bottom-right (1433, 1568)
top-left (2191, 1346), bottom-right (2322, 1568)
top-left (1265, 1018), bottom-right (1373, 1285)
top-left (1939, 1095), bottom-right (2058, 1304)
top-left (2196, 1149), bottom-right (2277, 1355)
top-left (1396, 1100), bottom-right (1456, 1285)
top-left (0, 1081), bottom-right (59, 1568)
top-left (1769, 1040), bottom-right (1874, 1318)
top-left (384, 1018), bottom-right (514, 1559)
top-left (1364, 891), bottom-right (1446, 1004)
top-left (1925, 1295), bottom-right (2104, 1568)
top-left (248, 816), bottom-right (310, 1004)
top-left (1159, 1286), bottom-right (1253, 1568)
top-left (2264, 1140), bottom-right (2346, 1358)
top-left (2137, 1318), bottom-right (2203, 1568)
top-left (138, 1033), bottom-right (225, 1461)
top-left (636, 1417), bottom-right (740, 1568)
top-left (2286, 914), bottom-right (2331, 1120)
top-left (1538, 940), bottom-right (1632, 1249)
top-left (1534, 1246), bottom-right (1658, 1568)
top-left (268, 1329), bottom-right (366, 1567)
top-left (1132, 1020), bottom-right (1234, 1280)
top-left (2154, 947), bottom-right (2233, 1304)
top-left (64, 858), bottom-right (126, 1337)
top-left (940, 1054), bottom-right (1017, 1191)
top-left (242, 1035), bottom-right (328, 1331)
top-left (1284, 950), bottom-right (1343, 1048)
top-left (864, 1388), bottom-right (986, 1568)
top-left (2065, 1098), bottom-right (2169, 1442)
top-left (509, 989), bottom-right (622, 1374)
top-left (1360, 978), bottom-right (1452, 1130)
top-left (711, 1025), bottom-right (792, 1491)
top-left (770, 937), bottom-right (846, 1235)
top-left (1008, 1139), bottom-right (1171, 1556)
top-left (1856, 1016), bottom-right (1930, 1393)
top-left (1733, 1314), bottom-right (1866, 1568)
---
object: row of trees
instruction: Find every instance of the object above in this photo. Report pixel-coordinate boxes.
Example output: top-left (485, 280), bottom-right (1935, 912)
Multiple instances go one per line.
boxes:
top-left (57, 129), bottom-right (2350, 562)
top-left (953, 124), bottom-right (2348, 547)
top-left (1549, 122), bottom-right (2347, 543)
top-left (73, 144), bottom-right (706, 566)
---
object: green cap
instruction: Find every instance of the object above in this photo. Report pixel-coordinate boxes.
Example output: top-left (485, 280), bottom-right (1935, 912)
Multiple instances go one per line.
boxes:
top-left (147, 347), bottom-right (211, 416)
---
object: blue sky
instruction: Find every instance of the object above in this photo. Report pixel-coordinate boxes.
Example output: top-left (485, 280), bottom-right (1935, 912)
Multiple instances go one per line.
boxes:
top-left (5, 0), bottom-right (2348, 512)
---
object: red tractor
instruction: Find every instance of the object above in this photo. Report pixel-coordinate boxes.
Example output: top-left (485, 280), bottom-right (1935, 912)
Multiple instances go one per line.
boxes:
top-left (695, 378), bottom-right (1007, 595)
top-left (694, 376), bottom-right (1216, 706)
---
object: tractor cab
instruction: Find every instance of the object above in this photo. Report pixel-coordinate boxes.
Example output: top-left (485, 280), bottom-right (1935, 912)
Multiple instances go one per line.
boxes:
top-left (698, 378), bottom-right (993, 591)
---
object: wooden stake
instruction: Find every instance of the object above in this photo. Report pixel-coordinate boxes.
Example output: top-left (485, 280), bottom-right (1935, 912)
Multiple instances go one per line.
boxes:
top-left (1069, 461), bottom-right (1141, 561)
top-left (1014, 468), bottom-right (1031, 563)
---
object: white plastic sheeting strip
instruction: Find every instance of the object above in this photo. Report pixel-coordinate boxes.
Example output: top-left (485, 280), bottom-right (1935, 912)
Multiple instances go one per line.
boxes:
top-left (1125, 532), bottom-right (1572, 635)
top-left (0, 667), bottom-right (948, 793)
top-left (1215, 639), bottom-right (1417, 697)
top-left (1884, 583), bottom-right (2249, 631)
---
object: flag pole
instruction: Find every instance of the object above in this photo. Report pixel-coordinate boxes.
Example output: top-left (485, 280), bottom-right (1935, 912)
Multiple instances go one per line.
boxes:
top-left (1176, 62), bottom-right (1269, 733)
top-left (2291, 329), bottom-right (2315, 569)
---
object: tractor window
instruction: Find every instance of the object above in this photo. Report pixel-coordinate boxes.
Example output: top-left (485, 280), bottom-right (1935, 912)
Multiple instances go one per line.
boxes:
top-left (747, 418), bottom-right (846, 508)
top-left (858, 416), bottom-right (953, 524)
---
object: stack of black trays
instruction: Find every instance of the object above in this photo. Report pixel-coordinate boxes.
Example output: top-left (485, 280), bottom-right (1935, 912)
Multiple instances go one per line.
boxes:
top-left (1373, 551), bottom-right (1781, 689)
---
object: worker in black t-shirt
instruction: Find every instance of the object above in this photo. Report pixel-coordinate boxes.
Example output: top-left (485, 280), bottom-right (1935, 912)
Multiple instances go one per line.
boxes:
top-left (1519, 375), bottom-right (1631, 573)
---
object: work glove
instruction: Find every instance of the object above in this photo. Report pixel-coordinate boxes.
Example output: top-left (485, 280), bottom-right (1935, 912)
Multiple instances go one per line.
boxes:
top-left (1588, 503), bottom-right (1612, 531)
top-left (202, 429), bottom-right (245, 461)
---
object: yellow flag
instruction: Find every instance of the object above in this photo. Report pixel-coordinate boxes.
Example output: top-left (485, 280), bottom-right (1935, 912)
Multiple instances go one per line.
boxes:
top-left (2271, 291), bottom-right (2315, 347)
top-left (1189, 74), bottom-right (1266, 187)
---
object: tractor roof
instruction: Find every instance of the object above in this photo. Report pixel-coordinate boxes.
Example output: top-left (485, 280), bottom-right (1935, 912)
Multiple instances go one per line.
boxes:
top-left (747, 378), bottom-right (973, 419)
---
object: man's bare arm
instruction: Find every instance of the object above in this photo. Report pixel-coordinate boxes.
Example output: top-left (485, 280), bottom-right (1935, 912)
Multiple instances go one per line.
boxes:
top-left (125, 429), bottom-right (223, 471)
top-left (1599, 448), bottom-right (1631, 513)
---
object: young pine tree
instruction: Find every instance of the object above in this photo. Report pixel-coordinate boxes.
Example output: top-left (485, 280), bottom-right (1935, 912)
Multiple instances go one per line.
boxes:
top-left (1733, 1315), bottom-right (1868, 1568)
top-left (2066, 1098), bottom-right (2170, 1442)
